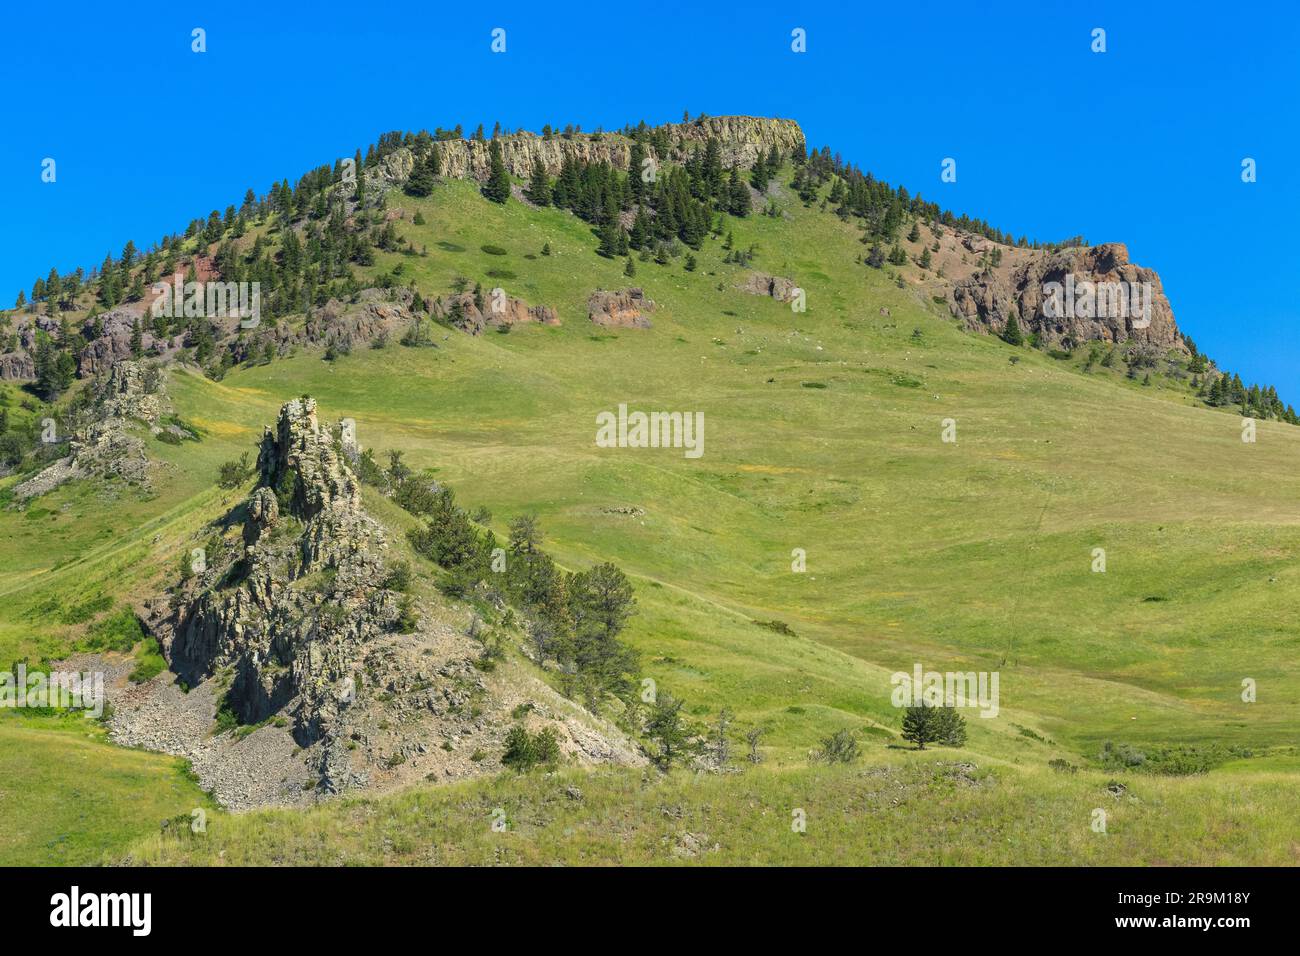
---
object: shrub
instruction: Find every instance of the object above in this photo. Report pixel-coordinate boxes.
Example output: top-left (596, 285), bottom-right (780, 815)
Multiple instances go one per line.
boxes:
top-left (814, 728), bottom-right (860, 764)
top-left (501, 725), bottom-right (560, 771)
top-left (382, 560), bottom-right (413, 592)
top-left (129, 638), bottom-right (167, 683)
top-left (217, 452), bottom-right (253, 489)
top-left (82, 609), bottom-right (144, 653)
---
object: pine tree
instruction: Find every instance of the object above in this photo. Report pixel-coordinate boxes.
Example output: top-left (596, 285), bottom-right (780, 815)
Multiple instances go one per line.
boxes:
top-left (405, 152), bottom-right (436, 197)
top-left (902, 702), bottom-right (966, 749)
top-left (1002, 313), bottom-right (1024, 346)
top-left (623, 257), bottom-right (635, 278)
top-left (526, 157), bottom-right (551, 205)
top-left (902, 703), bottom-right (939, 749)
top-left (597, 196), bottom-right (623, 258)
top-left (483, 139), bottom-right (511, 204)
top-left (727, 168), bottom-right (750, 216)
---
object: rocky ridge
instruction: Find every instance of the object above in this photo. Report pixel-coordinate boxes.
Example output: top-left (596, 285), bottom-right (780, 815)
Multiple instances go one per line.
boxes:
top-left (364, 115), bottom-right (806, 191)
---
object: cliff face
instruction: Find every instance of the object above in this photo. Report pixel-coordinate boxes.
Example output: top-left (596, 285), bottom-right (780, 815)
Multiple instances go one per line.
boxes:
top-left (950, 242), bottom-right (1187, 354)
top-left (365, 115), bottom-right (806, 188)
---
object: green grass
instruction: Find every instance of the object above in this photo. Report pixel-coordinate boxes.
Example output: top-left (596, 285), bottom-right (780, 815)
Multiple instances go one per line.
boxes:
top-left (0, 712), bottom-right (215, 866)
top-left (2, 175), bottom-right (1298, 865)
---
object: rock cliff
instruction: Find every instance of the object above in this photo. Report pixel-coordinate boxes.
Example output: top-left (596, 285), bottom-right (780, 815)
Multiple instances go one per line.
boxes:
top-left (949, 242), bottom-right (1187, 354)
top-left (366, 116), bottom-right (806, 190)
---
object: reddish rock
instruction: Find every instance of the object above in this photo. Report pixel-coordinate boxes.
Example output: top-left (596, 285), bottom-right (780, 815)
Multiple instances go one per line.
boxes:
top-left (588, 288), bottom-right (655, 329)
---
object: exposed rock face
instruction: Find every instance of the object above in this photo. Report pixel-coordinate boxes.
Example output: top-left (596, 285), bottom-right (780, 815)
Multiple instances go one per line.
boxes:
top-left (950, 243), bottom-right (1187, 353)
top-left (12, 360), bottom-right (157, 499)
top-left (302, 289), bottom-right (413, 350)
top-left (430, 291), bottom-right (559, 335)
top-left (78, 308), bottom-right (154, 376)
top-left (100, 360), bottom-right (162, 423)
top-left (588, 289), bottom-right (655, 329)
top-left (739, 271), bottom-right (800, 303)
top-left (0, 352), bottom-right (34, 381)
top-left (366, 116), bottom-right (806, 190)
top-left (0, 306), bottom-right (180, 381)
top-left (166, 398), bottom-right (400, 790)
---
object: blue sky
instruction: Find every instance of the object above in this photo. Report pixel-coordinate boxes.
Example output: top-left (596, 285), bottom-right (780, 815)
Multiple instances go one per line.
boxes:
top-left (2, 1), bottom-right (1296, 396)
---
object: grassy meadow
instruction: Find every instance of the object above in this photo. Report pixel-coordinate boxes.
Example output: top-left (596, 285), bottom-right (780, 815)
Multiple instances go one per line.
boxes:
top-left (1, 174), bottom-right (1297, 865)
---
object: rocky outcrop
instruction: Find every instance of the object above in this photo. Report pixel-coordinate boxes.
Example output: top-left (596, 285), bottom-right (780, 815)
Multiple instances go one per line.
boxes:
top-left (166, 398), bottom-right (400, 789)
top-left (103, 396), bottom-right (646, 807)
top-left (78, 308), bottom-right (154, 376)
top-left (430, 290), bottom-right (559, 335)
top-left (366, 116), bottom-right (806, 190)
top-left (0, 352), bottom-right (34, 381)
top-left (588, 288), bottom-right (655, 329)
top-left (100, 360), bottom-right (162, 423)
top-left (950, 243), bottom-right (1187, 353)
top-left (739, 271), bottom-right (800, 303)
top-left (12, 360), bottom-right (157, 499)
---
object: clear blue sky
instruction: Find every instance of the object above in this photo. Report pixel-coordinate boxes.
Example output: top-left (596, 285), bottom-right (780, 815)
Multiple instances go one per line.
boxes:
top-left (2, 1), bottom-right (1296, 397)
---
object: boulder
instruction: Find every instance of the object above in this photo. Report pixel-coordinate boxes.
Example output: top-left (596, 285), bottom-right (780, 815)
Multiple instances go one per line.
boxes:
top-left (739, 271), bottom-right (799, 303)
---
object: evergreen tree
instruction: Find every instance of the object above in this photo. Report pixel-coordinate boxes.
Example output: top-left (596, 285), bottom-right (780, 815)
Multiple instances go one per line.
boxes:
top-left (405, 152), bottom-right (436, 197)
top-left (727, 167), bottom-right (751, 216)
top-left (597, 196), bottom-right (623, 258)
top-left (1002, 314), bottom-right (1024, 346)
top-left (902, 702), bottom-right (966, 749)
top-left (483, 139), bottom-right (511, 204)
top-left (526, 157), bottom-right (551, 205)
top-left (645, 693), bottom-right (692, 767)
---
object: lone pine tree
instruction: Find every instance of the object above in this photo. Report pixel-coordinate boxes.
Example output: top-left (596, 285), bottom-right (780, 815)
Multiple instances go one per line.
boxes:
top-left (901, 702), bottom-right (968, 750)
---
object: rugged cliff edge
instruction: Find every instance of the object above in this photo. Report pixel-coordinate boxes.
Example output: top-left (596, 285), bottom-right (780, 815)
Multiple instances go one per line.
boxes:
top-left (364, 116), bottom-right (807, 189)
top-left (948, 242), bottom-right (1188, 355)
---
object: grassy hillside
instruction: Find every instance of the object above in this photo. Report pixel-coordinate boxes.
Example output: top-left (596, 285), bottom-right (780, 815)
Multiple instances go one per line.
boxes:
top-left (2, 171), bottom-right (1298, 865)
